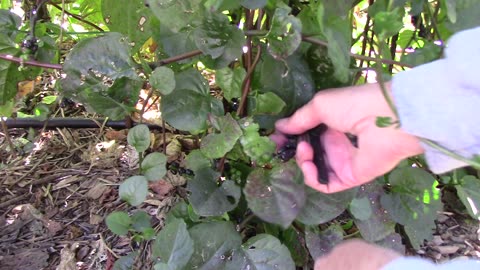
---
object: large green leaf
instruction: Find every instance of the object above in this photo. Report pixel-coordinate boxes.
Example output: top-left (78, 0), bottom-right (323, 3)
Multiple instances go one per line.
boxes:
top-left (244, 160), bottom-right (305, 228)
top-left (187, 168), bottom-right (241, 216)
top-left (354, 181), bottom-right (396, 242)
top-left (249, 92), bottom-right (286, 115)
top-left (456, 175), bottom-right (480, 220)
top-left (296, 187), bottom-right (356, 225)
top-left (238, 234), bottom-right (296, 270)
top-left (266, 8), bottom-right (302, 59)
top-left (186, 221), bottom-right (242, 269)
top-left (152, 218), bottom-right (194, 269)
top-left (194, 12), bottom-right (245, 68)
top-left (147, 0), bottom-right (204, 34)
top-left (59, 33), bottom-right (142, 120)
top-left (380, 167), bottom-right (443, 249)
top-left (102, 0), bottom-right (154, 53)
top-left (200, 114), bottom-right (242, 159)
top-left (162, 69), bottom-right (223, 133)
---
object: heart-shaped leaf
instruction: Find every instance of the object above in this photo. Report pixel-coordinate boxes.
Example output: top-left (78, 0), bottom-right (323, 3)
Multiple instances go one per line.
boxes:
top-left (119, 176), bottom-right (149, 206)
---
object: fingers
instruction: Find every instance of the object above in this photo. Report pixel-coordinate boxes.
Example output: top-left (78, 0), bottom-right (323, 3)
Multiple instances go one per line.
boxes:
top-left (275, 98), bottom-right (325, 135)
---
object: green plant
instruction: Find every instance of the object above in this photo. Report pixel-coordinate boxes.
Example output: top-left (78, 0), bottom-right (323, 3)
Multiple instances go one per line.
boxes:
top-left (1, 0), bottom-right (480, 269)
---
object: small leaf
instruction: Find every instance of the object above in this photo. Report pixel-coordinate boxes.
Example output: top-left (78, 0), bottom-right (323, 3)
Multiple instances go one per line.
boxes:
top-left (244, 161), bottom-right (305, 228)
top-left (186, 221), bottom-right (242, 269)
top-left (142, 152), bottom-right (167, 181)
top-left (267, 8), bottom-right (303, 59)
top-left (375, 116), bottom-right (395, 127)
top-left (152, 218), bottom-right (194, 270)
top-left (119, 176), bottom-right (149, 206)
top-left (456, 175), bottom-right (480, 220)
top-left (200, 114), bottom-right (243, 159)
top-left (127, 124), bottom-right (151, 153)
top-left (216, 67), bottom-right (245, 101)
top-left (106, 211), bottom-right (132, 236)
top-left (349, 197), bottom-right (373, 221)
top-left (150, 66), bottom-right (176, 95)
top-left (239, 119), bottom-right (276, 165)
top-left (296, 187), bottom-right (356, 225)
top-left (187, 168), bottom-right (241, 216)
top-left (131, 211), bottom-right (152, 232)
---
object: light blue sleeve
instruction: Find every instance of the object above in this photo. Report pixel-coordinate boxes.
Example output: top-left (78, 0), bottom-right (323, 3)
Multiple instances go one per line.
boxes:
top-left (382, 257), bottom-right (480, 270)
top-left (392, 26), bottom-right (480, 174)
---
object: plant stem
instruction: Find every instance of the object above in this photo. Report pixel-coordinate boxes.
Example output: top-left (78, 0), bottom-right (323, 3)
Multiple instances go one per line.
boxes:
top-left (51, 2), bottom-right (105, 32)
top-left (421, 139), bottom-right (480, 169)
top-left (375, 45), bottom-right (399, 118)
top-left (0, 54), bottom-right (63, 69)
top-left (157, 50), bottom-right (203, 66)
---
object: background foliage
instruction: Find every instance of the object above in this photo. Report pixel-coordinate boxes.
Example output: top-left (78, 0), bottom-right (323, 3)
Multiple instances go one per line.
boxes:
top-left (1, 0), bottom-right (480, 269)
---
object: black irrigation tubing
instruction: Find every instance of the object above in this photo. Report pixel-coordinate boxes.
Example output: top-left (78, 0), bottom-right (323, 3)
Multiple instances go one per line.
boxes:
top-left (3, 117), bottom-right (163, 130)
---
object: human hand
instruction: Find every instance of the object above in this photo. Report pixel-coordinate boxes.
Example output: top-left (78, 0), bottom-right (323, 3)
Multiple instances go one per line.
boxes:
top-left (274, 82), bottom-right (424, 193)
top-left (314, 239), bottom-right (401, 270)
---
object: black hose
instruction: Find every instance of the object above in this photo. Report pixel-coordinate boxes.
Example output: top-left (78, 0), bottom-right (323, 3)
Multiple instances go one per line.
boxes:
top-left (3, 117), bottom-right (163, 130)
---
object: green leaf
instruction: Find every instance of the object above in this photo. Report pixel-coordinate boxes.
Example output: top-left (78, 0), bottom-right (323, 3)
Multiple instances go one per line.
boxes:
top-left (204, 0), bottom-right (240, 12)
top-left (162, 69), bottom-right (224, 133)
top-left (354, 181), bottom-right (396, 242)
top-left (0, 100), bottom-right (14, 116)
top-left (147, 0), bottom-right (204, 34)
top-left (239, 119), bottom-right (276, 165)
top-left (101, 0), bottom-right (154, 52)
top-left (185, 149), bottom-right (212, 171)
top-left (142, 152), bottom-right (167, 181)
top-left (244, 161), bottom-right (305, 228)
top-left (194, 12), bottom-right (245, 67)
top-left (0, 34), bottom-right (26, 105)
top-left (375, 116), bottom-right (395, 127)
top-left (119, 176), bottom-right (149, 206)
top-left (375, 233), bottom-right (406, 254)
top-left (153, 263), bottom-right (172, 270)
top-left (456, 175), bottom-right (480, 220)
top-left (444, 0), bottom-right (480, 34)
top-left (216, 66), bottom-right (246, 101)
top-left (267, 8), bottom-right (303, 59)
top-left (150, 66), bottom-right (176, 95)
top-left (257, 52), bottom-right (315, 118)
top-left (187, 168), bottom-right (241, 216)
top-left (201, 114), bottom-right (242, 159)
top-left (316, 1), bottom-right (353, 83)
top-left (0, 9), bottom-right (21, 38)
top-left (250, 91), bottom-right (286, 115)
top-left (282, 227), bottom-right (309, 266)
top-left (41, 96), bottom-right (57, 105)
top-left (186, 221), bottom-right (242, 269)
top-left (131, 211), bottom-right (152, 232)
top-left (373, 9), bottom-right (404, 40)
top-left (152, 218), bottom-right (194, 270)
top-left (59, 33), bottom-right (142, 120)
top-left (113, 252), bottom-right (138, 270)
top-left (240, 0), bottom-right (267, 9)
top-left (127, 124), bottom-right (151, 153)
top-left (349, 197), bottom-right (373, 221)
top-left (240, 234), bottom-right (296, 270)
top-left (106, 211), bottom-right (132, 236)
top-left (296, 187), bottom-right (356, 225)
top-left (305, 225), bottom-right (343, 260)
top-left (380, 167), bottom-right (443, 249)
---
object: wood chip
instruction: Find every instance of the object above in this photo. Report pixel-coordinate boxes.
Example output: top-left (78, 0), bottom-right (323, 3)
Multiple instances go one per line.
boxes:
top-left (433, 245), bottom-right (460, 255)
